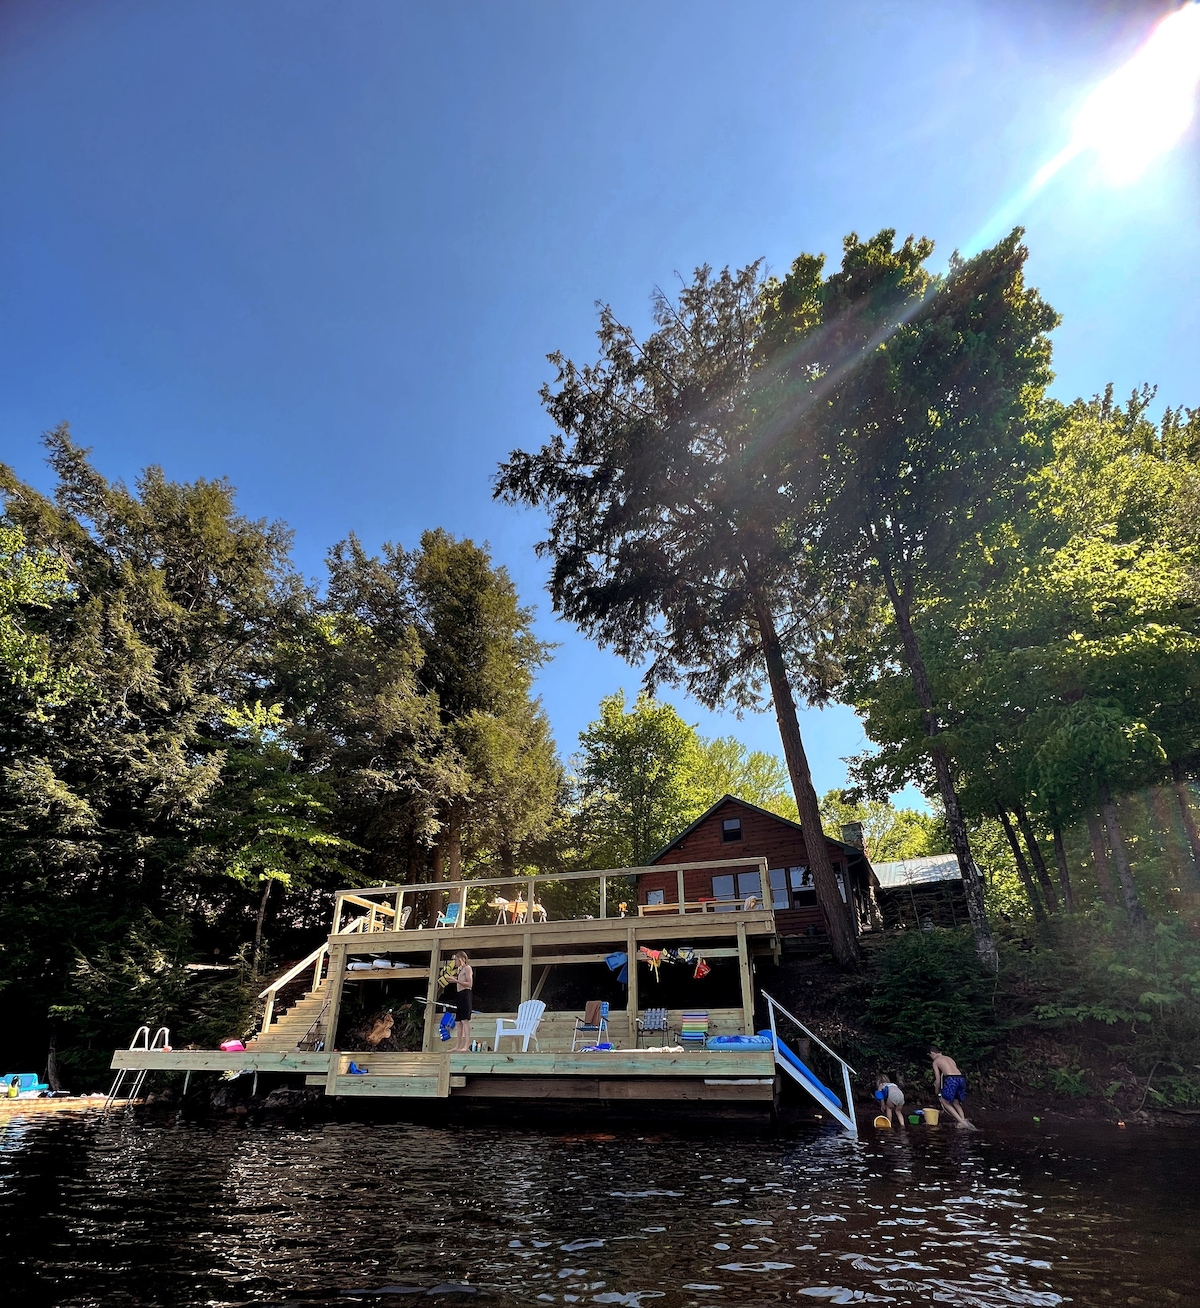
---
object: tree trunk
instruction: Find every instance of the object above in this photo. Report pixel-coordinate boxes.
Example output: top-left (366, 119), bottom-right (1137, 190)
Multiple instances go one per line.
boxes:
top-left (1015, 802), bottom-right (1058, 911)
top-left (448, 803), bottom-right (463, 881)
top-left (879, 568), bottom-right (997, 968)
top-left (500, 843), bottom-right (515, 876)
top-left (46, 1023), bottom-right (61, 1093)
top-left (431, 836), bottom-right (445, 882)
top-left (997, 808), bottom-right (1047, 924)
top-left (753, 595), bottom-right (860, 966)
top-left (253, 877), bottom-right (272, 972)
top-left (1051, 822), bottom-right (1074, 912)
top-left (1099, 780), bottom-right (1147, 930)
top-left (1170, 760), bottom-right (1200, 872)
top-left (1086, 811), bottom-right (1118, 906)
top-left (1148, 786), bottom-right (1190, 885)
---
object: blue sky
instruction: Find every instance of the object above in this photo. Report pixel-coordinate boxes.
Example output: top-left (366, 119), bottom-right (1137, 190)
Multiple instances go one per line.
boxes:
top-left (1, 1), bottom-right (1196, 799)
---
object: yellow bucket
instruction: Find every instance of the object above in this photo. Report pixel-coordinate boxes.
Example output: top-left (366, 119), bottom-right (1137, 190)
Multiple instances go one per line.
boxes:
top-left (923, 1108), bottom-right (941, 1126)
top-left (874, 1115), bottom-right (892, 1129)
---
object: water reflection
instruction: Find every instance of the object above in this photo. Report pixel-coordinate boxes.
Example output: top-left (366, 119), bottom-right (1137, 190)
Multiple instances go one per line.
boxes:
top-left (0, 1112), bottom-right (1195, 1306)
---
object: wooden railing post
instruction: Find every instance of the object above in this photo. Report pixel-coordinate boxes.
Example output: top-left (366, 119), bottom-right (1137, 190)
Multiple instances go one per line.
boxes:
top-left (676, 868), bottom-right (686, 912)
top-left (520, 927), bottom-right (533, 1002)
top-left (423, 936), bottom-right (443, 1052)
top-left (626, 922), bottom-right (638, 1026)
top-left (736, 920), bottom-right (754, 1034)
top-left (260, 992), bottom-right (276, 1036)
top-left (600, 876), bottom-right (607, 919)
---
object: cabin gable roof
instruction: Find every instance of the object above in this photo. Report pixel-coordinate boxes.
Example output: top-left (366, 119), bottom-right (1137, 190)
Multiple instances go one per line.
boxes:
top-left (647, 793), bottom-right (862, 865)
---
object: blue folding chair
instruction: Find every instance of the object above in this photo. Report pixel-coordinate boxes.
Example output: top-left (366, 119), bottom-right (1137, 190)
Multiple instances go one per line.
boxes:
top-left (435, 902), bottom-right (461, 929)
top-left (572, 1001), bottom-right (609, 1050)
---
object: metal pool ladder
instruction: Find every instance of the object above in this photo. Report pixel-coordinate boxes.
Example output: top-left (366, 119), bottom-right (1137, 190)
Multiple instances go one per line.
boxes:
top-left (762, 991), bottom-right (857, 1135)
top-left (104, 1025), bottom-right (170, 1110)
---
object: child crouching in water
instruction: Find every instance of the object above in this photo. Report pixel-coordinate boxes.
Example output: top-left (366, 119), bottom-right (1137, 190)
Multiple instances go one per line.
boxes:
top-left (875, 1074), bottom-right (905, 1126)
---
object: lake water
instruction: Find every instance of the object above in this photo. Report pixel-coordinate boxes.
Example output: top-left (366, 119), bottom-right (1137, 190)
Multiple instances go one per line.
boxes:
top-left (1, 1111), bottom-right (1195, 1306)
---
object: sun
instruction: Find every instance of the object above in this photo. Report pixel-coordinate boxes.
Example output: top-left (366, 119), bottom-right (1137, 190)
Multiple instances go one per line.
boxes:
top-left (1069, 3), bottom-right (1200, 185)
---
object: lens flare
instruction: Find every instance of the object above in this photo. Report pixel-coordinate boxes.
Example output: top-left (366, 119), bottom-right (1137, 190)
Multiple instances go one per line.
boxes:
top-left (1068, 2), bottom-right (1200, 184)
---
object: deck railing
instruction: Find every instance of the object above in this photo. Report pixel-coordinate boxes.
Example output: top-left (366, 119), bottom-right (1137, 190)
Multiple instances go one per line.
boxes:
top-left (330, 857), bottom-right (772, 935)
top-left (258, 941), bottom-right (329, 1034)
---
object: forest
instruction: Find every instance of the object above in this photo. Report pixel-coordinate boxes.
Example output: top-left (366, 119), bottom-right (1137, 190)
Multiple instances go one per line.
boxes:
top-left (4, 225), bottom-right (1200, 1103)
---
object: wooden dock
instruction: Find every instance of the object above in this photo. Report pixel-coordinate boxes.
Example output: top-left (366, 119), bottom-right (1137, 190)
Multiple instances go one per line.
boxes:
top-left (111, 859), bottom-right (787, 1111)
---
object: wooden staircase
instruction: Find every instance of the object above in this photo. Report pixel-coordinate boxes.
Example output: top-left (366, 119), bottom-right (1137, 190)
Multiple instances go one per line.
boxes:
top-left (248, 985), bottom-right (329, 1053)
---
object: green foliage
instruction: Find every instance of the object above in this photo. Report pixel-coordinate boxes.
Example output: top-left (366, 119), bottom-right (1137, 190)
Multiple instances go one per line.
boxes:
top-left (690, 736), bottom-right (798, 821)
top-left (574, 691), bottom-right (702, 867)
top-left (819, 789), bottom-right (948, 862)
top-left (0, 435), bottom-right (563, 1082)
top-left (864, 929), bottom-right (997, 1067)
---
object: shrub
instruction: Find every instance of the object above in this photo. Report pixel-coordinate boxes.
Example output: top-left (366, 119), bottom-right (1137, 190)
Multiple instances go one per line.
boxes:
top-left (864, 928), bottom-right (997, 1068)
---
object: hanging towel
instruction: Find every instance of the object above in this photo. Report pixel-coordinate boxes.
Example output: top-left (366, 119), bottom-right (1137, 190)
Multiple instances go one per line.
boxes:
top-left (583, 999), bottom-right (603, 1026)
top-left (693, 958), bottom-right (711, 979)
top-left (605, 951), bottom-right (627, 972)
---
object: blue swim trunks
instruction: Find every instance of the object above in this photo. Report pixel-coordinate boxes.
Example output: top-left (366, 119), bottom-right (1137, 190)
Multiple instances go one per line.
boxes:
top-left (940, 1074), bottom-right (967, 1103)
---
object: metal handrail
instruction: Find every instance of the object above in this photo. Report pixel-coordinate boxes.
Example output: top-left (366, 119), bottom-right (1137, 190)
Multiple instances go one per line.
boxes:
top-left (762, 991), bottom-right (857, 1135)
top-left (762, 991), bottom-right (857, 1074)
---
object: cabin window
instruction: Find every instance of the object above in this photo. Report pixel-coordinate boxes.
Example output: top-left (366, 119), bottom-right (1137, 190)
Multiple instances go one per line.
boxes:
top-left (790, 865), bottom-right (816, 908)
top-left (646, 888), bottom-right (665, 905)
top-left (711, 873), bottom-right (735, 901)
top-left (721, 817), bottom-right (742, 842)
top-left (785, 864), bottom-right (847, 907)
top-left (768, 868), bottom-right (790, 909)
top-left (737, 870), bottom-right (761, 901)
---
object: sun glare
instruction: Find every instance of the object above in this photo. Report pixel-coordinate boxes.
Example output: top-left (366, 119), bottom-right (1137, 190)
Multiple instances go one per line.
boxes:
top-left (1069, 3), bottom-right (1200, 185)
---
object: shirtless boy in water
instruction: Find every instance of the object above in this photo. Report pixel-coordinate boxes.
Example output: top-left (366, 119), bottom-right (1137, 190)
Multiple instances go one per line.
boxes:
top-left (929, 1046), bottom-right (975, 1128)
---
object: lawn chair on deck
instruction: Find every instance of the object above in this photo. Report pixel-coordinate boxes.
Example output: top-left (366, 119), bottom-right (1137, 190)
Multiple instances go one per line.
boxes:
top-left (434, 902), bottom-right (461, 929)
top-left (495, 1000), bottom-right (545, 1052)
top-left (572, 1000), bottom-right (609, 1050)
top-left (636, 1007), bottom-right (669, 1047)
top-left (679, 1011), bottom-right (709, 1048)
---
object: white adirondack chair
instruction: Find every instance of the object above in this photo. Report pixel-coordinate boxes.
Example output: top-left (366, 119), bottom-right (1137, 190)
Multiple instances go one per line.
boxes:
top-left (495, 999), bottom-right (545, 1052)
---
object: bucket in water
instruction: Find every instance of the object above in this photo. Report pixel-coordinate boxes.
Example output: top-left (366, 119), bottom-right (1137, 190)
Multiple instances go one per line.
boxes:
top-left (923, 1107), bottom-right (940, 1125)
top-left (874, 1115), bottom-right (891, 1129)
top-left (908, 1112), bottom-right (921, 1125)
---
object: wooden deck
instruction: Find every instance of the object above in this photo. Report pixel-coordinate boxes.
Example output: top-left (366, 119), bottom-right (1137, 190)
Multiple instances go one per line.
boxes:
top-left (111, 860), bottom-right (785, 1110)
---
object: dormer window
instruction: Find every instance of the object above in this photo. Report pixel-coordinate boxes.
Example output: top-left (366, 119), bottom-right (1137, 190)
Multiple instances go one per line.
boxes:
top-left (721, 817), bottom-right (742, 843)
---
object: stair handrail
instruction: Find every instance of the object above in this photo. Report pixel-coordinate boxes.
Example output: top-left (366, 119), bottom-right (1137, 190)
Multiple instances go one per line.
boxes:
top-left (762, 991), bottom-right (857, 1073)
top-left (762, 990), bottom-right (858, 1135)
top-left (257, 942), bottom-right (329, 1034)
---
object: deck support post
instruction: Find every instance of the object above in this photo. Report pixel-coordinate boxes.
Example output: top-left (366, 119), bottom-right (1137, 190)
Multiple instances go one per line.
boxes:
top-left (600, 876), bottom-right (607, 919)
top-left (737, 921), bottom-right (754, 1034)
top-left (676, 869), bottom-right (686, 911)
top-left (322, 942), bottom-right (349, 1093)
top-left (520, 928), bottom-right (533, 1002)
top-left (626, 923), bottom-right (638, 1029)
top-left (423, 935), bottom-right (443, 1053)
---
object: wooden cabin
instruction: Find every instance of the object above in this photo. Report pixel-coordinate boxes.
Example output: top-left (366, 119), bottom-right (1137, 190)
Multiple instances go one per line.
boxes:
top-left (641, 796), bottom-right (881, 943)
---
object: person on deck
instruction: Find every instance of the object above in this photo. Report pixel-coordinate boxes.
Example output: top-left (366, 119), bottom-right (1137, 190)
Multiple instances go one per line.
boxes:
top-left (874, 1074), bottom-right (905, 1126)
top-left (930, 1046), bottom-right (974, 1128)
top-left (450, 951), bottom-right (474, 1052)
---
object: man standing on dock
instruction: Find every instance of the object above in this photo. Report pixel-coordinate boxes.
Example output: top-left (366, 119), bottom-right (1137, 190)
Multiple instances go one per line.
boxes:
top-left (929, 1046), bottom-right (974, 1128)
top-left (451, 951), bottom-right (474, 1053)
